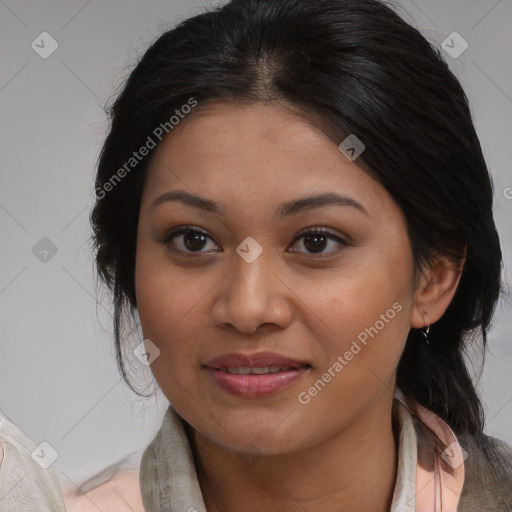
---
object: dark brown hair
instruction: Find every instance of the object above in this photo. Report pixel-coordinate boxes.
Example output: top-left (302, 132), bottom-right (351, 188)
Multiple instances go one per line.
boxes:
top-left (90, 0), bottom-right (503, 442)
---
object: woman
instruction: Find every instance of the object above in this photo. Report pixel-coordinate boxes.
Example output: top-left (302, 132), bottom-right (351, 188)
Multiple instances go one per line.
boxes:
top-left (88, 0), bottom-right (512, 510)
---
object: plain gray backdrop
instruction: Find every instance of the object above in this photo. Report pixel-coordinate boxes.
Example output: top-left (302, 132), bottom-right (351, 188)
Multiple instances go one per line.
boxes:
top-left (1, 0), bottom-right (511, 489)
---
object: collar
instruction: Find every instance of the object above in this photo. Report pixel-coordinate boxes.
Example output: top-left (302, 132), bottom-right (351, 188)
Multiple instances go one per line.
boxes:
top-left (392, 388), bottom-right (465, 511)
top-left (139, 388), bottom-right (466, 511)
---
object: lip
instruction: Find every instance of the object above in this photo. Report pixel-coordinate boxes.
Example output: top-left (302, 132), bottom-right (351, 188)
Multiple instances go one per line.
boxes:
top-left (204, 352), bottom-right (311, 398)
top-left (205, 351), bottom-right (309, 369)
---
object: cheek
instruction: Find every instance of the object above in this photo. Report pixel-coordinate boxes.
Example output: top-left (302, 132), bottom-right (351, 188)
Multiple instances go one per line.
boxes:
top-left (296, 248), bottom-right (413, 371)
top-left (135, 252), bottom-right (199, 361)
top-left (136, 233), bottom-right (195, 330)
top-left (135, 264), bottom-right (205, 404)
top-left (293, 270), bottom-right (411, 429)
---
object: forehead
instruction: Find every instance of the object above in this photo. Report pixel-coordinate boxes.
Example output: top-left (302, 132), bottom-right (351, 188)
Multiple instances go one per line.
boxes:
top-left (153, 100), bottom-right (334, 164)
top-left (141, 100), bottom-right (395, 219)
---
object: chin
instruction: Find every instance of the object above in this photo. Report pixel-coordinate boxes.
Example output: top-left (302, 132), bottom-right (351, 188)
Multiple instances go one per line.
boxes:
top-left (191, 404), bottom-right (310, 455)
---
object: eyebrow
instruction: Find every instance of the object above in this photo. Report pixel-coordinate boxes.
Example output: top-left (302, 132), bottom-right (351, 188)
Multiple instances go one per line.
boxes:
top-left (149, 190), bottom-right (370, 218)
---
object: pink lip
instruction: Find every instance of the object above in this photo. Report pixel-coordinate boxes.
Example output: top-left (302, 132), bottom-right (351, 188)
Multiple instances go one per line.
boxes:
top-left (204, 352), bottom-right (311, 398)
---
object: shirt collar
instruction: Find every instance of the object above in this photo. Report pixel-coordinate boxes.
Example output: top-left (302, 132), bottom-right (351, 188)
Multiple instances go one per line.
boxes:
top-left (139, 388), bottom-right (465, 511)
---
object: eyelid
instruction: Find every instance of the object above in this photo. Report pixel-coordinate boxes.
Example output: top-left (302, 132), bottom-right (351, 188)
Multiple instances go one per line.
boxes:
top-left (293, 226), bottom-right (347, 241)
top-left (164, 225), bottom-right (209, 239)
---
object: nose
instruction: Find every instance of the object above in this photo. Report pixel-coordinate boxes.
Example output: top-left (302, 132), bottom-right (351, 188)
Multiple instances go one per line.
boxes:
top-left (210, 250), bottom-right (293, 334)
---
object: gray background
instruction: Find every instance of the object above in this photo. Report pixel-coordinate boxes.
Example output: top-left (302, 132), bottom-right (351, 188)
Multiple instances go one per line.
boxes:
top-left (1, 0), bottom-right (511, 489)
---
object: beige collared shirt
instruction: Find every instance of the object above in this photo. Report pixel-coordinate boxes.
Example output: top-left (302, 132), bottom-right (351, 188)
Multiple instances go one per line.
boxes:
top-left (138, 394), bottom-right (512, 511)
top-left (2, 394), bottom-right (511, 511)
top-left (139, 398), bottom-right (425, 511)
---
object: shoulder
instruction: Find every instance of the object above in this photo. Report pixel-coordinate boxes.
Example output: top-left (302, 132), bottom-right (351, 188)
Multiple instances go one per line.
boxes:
top-left (458, 432), bottom-right (512, 511)
top-left (61, 453), bottom-right (145, 512)
top-left (0, 415), bottom-right (145, 512)
top-left (62, 469), bottom-right (145, 512)
top-left (0, 416), bottom-right (66, 511)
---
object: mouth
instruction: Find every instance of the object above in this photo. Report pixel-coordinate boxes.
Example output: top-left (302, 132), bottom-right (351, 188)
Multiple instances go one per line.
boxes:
top-left (213, 365), bottom-right (304, 375)
top-left (204, 352), bottom-right (311, 397)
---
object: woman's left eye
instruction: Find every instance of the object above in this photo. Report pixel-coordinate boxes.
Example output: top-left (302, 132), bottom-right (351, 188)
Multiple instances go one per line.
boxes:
top-left (163, 226), bottom-right (348, 256)
top-left (288, 228), bottom-right (348, 256)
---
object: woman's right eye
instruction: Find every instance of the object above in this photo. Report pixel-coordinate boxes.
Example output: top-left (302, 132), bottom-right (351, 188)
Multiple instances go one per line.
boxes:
top-left (163, 227), bottom-right (220, 254)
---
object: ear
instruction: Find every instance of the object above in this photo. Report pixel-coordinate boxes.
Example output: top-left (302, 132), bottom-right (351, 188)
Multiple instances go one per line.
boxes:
top-left (410, 247), bottom-right (466, 329)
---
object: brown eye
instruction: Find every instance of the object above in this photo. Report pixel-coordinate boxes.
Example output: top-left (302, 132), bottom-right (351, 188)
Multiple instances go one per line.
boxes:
top-left (163, 227), bottom-right (220, 254)
top-left (289, 228), bottom-right (348, 256)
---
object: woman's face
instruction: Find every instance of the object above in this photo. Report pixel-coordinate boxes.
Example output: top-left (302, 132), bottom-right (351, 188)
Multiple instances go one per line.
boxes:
top-left (135, 100), bottom-right (417, 455)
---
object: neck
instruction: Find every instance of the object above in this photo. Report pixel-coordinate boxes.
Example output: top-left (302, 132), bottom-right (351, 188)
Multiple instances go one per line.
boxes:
top-left (188, 391), bottom-right (399, 512)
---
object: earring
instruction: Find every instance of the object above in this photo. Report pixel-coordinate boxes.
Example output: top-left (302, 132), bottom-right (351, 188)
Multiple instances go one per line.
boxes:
top-left (421, 312), bottom-right (431, 345)
top-left (422, 324), bottom-right (430, 345)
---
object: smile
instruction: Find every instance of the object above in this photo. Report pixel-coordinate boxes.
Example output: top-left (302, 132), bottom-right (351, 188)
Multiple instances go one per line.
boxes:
top-left (216, 366), bottom-right (295, 374)
top-left (205, 365), bottom-right (310, 397)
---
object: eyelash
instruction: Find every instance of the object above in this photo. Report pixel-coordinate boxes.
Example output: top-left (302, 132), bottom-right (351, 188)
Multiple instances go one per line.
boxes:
top-left (162, 225), bottom-right (349, 257)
